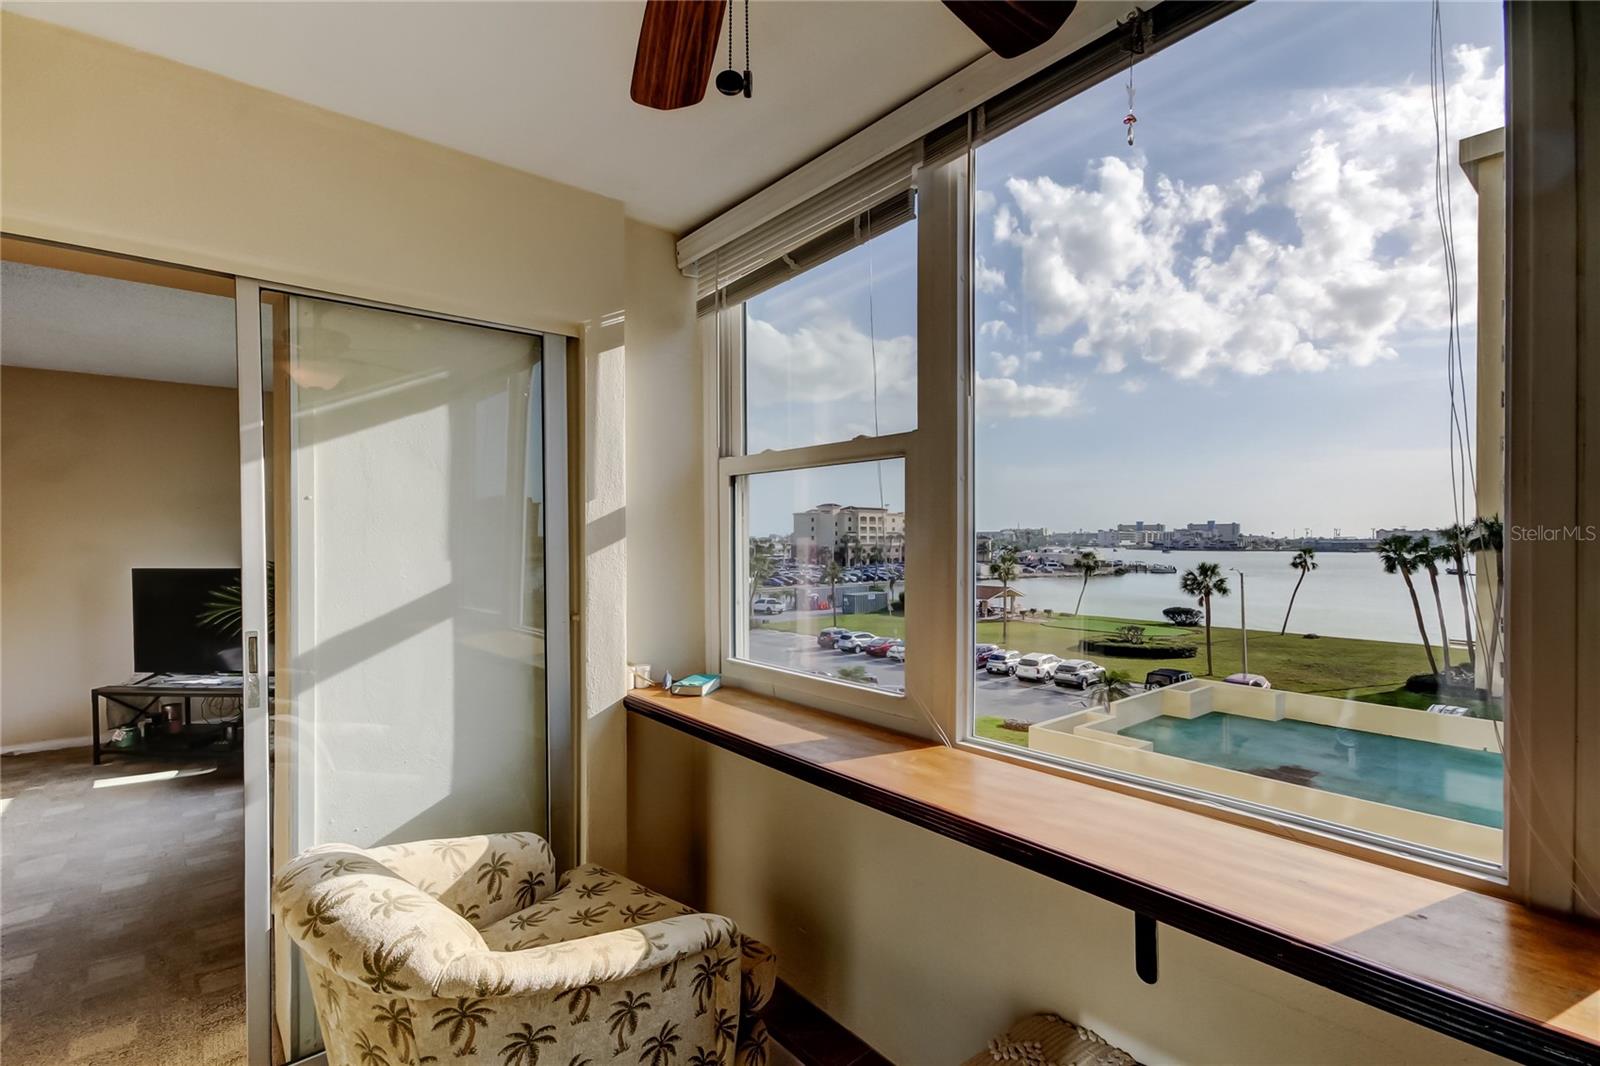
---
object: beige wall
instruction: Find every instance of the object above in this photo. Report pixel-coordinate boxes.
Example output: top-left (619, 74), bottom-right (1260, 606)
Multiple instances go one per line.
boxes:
top-left (0, 367), bottom-right (242, 749)
top-left (628, 717), bottom-right (1504, 1066)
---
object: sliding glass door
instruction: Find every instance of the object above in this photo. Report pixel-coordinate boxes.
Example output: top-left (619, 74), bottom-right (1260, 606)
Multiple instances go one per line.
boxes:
top-left (237, 284), bottom-right (569, 1063)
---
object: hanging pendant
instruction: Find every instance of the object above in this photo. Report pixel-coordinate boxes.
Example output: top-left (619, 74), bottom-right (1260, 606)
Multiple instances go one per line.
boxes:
top-left (1124, 110), bottom-right (1137, 147)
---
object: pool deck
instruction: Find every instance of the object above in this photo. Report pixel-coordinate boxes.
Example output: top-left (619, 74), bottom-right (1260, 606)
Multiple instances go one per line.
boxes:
top-left (1028, 680), bottom-right (1504, 862)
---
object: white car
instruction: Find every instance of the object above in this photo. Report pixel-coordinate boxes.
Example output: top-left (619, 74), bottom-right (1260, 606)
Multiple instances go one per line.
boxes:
top-left (983, 650), bottom-right (1021, 676)
top-left (834, 631), bottom-right (876, 653)
top-left (1052, 659), bottom-right (1105, 688)
top-left (887, 642), bottom-right (906, 663)
top-left (752, 597), bottom-right (786, 615)
top-left (1014, 653), bottom-right (1062, 681)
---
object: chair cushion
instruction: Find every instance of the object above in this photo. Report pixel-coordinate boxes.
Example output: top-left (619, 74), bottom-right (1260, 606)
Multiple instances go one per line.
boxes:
top-left (481, 863), bottom-right (778, 1016)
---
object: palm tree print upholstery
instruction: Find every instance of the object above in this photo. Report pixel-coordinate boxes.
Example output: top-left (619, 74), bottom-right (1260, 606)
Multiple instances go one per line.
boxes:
top-left (272, 834), bottom-right (777, 1066)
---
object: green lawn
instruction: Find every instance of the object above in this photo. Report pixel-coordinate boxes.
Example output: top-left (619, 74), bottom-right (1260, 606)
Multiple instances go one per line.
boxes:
top-left (761, 609), bottom-right (1498, 715)
top-left (975, 715), bottom-right (1032, 747)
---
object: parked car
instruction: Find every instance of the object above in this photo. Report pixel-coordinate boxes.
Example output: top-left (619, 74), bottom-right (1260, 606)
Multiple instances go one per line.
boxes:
top-left (984, 650), bottom-right (1022, 676)
top-left (752, 597), bottom-right (786, 615)
top-left (835, 631), bottom-right (877, 653)
top-left (1052, 659), bottom-right (1105, 688)
top-left (864, 637), bottom-right (899, 657)
top-left (1144, 668), bottom-right (1194, 689)
top-left (974, 643), bottom-right (998, 668)
top-left (887, 642), bottom-right (906, 662)
top-left (1014, 653), bottom-right (1062, 681)
top-left (817, 627), bottom-right (849, 649)
top-left (1224, 673), bottom-right (1272, 688)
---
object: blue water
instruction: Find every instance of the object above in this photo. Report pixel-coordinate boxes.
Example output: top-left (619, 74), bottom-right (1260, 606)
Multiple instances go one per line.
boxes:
top-left (1119, 713), bottom-right (1504, 828)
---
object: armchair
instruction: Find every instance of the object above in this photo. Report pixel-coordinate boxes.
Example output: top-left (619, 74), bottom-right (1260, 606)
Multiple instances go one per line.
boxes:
top-left (273, 832), bottom-right (776, 1065)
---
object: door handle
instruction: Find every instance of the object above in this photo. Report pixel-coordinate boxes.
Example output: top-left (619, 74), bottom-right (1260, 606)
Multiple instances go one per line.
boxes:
top-left (245, 630), bottom-right (261, 708)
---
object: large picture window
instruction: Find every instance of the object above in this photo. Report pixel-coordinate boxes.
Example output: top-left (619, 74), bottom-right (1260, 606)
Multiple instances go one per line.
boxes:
top-left (967, 1), bottom-right (1507, 866)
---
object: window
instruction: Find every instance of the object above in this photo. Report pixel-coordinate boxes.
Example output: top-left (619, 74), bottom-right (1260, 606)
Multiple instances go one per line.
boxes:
top-left (968, 2), bottom-right (1507, 868)
top-left (715, 215), bottom-right (918, 713)
top-left (691, 0), bottom-right (1585, 883)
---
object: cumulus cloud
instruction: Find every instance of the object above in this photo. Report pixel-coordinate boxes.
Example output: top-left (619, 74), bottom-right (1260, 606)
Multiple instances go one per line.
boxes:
top-left (975, 374), bottom-right (1079, 419)
top-left (979, 319), bottom-right (1014, 341)
top-left (995, 46), bottom-right (1502, 380)
top-left (974, 255), bottom-right (1007, 294)
top-left (746, 315), bottom-right (915, 405)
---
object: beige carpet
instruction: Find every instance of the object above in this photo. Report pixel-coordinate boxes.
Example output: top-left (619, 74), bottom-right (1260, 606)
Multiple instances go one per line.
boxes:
top-left (1, 746), bottom-right (244, 1065)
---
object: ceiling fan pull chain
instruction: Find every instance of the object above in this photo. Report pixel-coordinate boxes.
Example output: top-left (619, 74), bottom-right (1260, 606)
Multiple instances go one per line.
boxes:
top-left (715, 0), bottom-right (749, 98)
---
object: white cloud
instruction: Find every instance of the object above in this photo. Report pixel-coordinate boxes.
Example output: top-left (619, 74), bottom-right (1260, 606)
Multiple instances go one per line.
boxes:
top-left (745, 315), bottom-right (915, 404)
top-left (975, 374), bottom-right (1079, 418)
top-left (991, 352), bottom-right (1022, 376)
top-left (996, 46), bottom-right (1503, 381)
top-left (974, 255), bottom-right (1007, 294)
top-left (974, 189), bottom-right (997, 215)
top-left (1118, 377), bottom-right (1148, 394)
top-left (979, 319), bottom-right (1014, 341)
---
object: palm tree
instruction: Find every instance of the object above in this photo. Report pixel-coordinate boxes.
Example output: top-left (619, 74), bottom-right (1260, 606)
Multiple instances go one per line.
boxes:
top-left (372, 1000), bottom-right (417, 1063)
top-left (1439, 522), bottom-right (1477, 667)
top-left (1415, 537), bottom-right (1453, 671)
top-left (1072, 550), bottom-right (1099, 615)
top-left (431, 997), bottom-right (493, 1057)
top-left (500, 1023), bottom-right (558, 1066)
top-left (821, 559), bottom-right (844, 626)
top-left (988, 546), bottom-right (1020, 646)
top-left (640, 1020), bottom-right (682, 1066)
top-left (606, 991), bottom-right (652, 1053)
top-left (553, 983), bottom-right (600, 1024)
top-left (354, 1032), bottom-right (391, 1066)
top-left (1378, 534), bottom-right (1440, 676)
top-left (475, 850), bottom-right (511, 903)
top-left (1470, 515), bottom-right (1505, 686)
top-left (1097, 669), bottom-right (1135, 714)
top-left (748, 542), bottom-right (776, 603)
top-left (1179, 562), bottom-right (1230, 676)
top-left (1280, 548), bottom-right (1317, 635)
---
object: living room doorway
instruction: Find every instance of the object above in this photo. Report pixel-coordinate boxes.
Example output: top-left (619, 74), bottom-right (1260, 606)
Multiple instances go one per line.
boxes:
top-left (0, 237), bottom-right (250, 1065)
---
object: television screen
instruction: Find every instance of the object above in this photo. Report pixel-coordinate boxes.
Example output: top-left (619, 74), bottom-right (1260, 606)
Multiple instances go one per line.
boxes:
top-left (132, 568), bottom-right (244, 675)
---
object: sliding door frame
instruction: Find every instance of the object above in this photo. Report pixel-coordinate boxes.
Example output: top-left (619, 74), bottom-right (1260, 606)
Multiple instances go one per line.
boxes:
top-left (234, 277), bottom-right (574, 1066)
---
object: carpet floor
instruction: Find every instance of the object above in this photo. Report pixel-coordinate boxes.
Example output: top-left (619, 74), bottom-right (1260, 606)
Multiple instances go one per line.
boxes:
top-left (1, 746), bottom-right (245, 1065)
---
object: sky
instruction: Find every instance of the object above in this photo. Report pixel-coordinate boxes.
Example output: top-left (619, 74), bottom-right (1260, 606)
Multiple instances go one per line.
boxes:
top-left (744, 1), bottom-right (1505, 539)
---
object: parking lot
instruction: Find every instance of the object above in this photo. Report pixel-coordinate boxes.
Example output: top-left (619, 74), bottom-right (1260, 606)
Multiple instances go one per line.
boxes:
top-left (745, 627), bottom-right (1098, 723)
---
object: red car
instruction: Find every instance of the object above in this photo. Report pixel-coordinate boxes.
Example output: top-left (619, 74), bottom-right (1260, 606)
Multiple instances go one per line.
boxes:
top-left (975, 643), bottom-right (998, 668)
top-left (864, 637), bottom-right (900, 658)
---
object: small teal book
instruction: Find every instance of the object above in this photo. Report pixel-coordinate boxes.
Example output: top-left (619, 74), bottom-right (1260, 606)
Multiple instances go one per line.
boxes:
top-left (669, 673), bottom-right (721, 696)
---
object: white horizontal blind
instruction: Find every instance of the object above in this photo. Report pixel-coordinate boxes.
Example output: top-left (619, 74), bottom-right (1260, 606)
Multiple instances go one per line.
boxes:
top-left (685, 141), bottom-right (923, 305)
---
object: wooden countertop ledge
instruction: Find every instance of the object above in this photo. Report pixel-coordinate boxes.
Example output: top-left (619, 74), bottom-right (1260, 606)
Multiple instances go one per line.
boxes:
top-left (625, 685), bottom-right (1599, 1066)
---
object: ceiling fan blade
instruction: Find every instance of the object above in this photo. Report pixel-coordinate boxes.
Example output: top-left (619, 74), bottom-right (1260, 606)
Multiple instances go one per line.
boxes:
top-left (631, 0), bottom-right (727, 110)
top-left (942, 1), bottom-right (1077, 59)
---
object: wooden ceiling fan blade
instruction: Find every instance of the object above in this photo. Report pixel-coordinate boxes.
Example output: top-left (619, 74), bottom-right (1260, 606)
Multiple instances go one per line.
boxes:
top-left (942, 1), bottom-right (1077, 60)
top-left (631, 0), bottom-right (726, 110)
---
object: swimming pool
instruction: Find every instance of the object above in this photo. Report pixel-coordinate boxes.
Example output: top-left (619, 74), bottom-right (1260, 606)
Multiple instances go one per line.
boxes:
top-left (1118, 712), bottom-right (1504, 828)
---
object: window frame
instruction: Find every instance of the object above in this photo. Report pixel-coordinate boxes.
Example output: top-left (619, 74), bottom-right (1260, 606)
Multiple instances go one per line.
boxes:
top-left (697, 0), bottom-right (1600, 899)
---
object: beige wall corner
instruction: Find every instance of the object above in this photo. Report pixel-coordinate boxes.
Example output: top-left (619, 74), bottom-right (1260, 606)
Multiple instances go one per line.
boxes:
top-left (0, 368), bottom-right (244, 749)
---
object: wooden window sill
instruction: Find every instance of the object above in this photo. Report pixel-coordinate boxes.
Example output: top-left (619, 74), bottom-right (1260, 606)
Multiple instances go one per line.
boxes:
top-left (624, 685), bottom-right (1600, 1066)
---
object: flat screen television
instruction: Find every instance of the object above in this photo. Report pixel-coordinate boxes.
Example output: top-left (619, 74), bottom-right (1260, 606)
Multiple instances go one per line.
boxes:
top-left (132, 568), bottom-right (243, 675)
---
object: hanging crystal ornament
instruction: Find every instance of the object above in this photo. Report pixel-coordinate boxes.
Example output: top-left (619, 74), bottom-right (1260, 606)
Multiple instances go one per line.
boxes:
top-left (1124, 61), bottom-right (1137, 146)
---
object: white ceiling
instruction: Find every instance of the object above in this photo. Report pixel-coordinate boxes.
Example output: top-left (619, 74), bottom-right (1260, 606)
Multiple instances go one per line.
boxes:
top-left (1, 262), bottom-right (238, 387)
top-left (10, 1), bottom-right (990, 232)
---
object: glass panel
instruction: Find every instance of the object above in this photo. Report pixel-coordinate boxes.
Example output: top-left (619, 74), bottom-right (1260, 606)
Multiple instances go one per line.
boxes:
top-left (971, 2), bottom-right (1506, 864)
top-left (266, 293), bottom-right (549, 1059)
top-left (738, 459), bottom-right (906, 691)
top-left (742, 222), bottom-right (916, 453)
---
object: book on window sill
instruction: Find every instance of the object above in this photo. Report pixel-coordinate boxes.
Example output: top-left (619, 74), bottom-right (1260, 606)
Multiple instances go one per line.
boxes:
top-left (669, 673), bottom-right (721, 697)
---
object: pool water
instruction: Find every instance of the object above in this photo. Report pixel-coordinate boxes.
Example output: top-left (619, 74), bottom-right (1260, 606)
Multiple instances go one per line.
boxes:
top-left (1118, 712), bottom-right (1504, 828)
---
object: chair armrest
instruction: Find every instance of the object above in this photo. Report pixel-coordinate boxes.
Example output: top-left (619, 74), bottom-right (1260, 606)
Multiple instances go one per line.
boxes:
top-left (367, 832), bottom-right (556, 928)
top-left (433, 912), bottom-right (740, 998)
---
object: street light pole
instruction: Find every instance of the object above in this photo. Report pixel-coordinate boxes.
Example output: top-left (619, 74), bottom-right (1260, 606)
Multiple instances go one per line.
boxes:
top-left (1230, 568), bottom-right (1248, 678)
